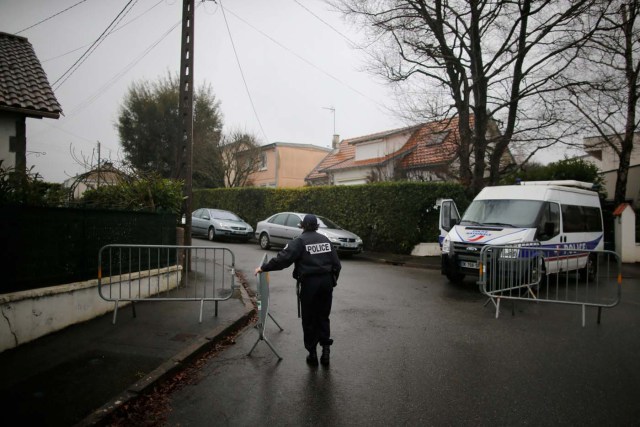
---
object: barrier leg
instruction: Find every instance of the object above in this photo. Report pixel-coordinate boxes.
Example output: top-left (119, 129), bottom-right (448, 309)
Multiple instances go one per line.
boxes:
top-left (199, 299), bottom-right (204, 324)
top-left (215, 301), bottom-right (219, 317)
top-left (496, 298), bottom-right (501, 319)
top-left (263, 336), bottom-right (283, 360)
top-left (582, 304), bottom-right (586, 327)
top-left (269, 313), bottom-right (284, 331)
top-left (112, 300), bottom-right (119, 325)
top-left (597, 307), bottom-right (602, 325)
top-left (248, 330), bottom-right (283, 360)
top-left (131, 301), bottom-right (136, 319)
top-left (248, 333), bottom-right (262, 356)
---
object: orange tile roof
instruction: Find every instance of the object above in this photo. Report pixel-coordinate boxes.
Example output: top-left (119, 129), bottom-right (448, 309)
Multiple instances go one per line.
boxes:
top-left (613, 203), bottom-right (631, 216)
top-left (306, 117), bottom-right (465, 182)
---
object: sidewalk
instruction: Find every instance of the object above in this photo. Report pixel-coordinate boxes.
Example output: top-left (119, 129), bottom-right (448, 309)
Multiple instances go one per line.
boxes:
top-left (0, 285), bottom-right (255, 426)
top-left (0, 251), bottom-right (636, 426)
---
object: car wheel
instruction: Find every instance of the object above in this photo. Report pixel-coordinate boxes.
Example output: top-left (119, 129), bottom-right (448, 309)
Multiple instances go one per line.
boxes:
top-left (208, 227), bottom-right (215, 241)
top-left (259, 233), bottom-right (271, 250)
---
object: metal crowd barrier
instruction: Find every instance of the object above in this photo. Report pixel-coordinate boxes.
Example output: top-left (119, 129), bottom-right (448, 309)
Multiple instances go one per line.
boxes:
top-left (478, 243), bottom-right (621, 326)
top-left (98, 244), bottom-right (237, 324)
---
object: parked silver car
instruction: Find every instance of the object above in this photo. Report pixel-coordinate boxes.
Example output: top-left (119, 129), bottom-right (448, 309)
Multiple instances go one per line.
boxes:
top-left (255, 212), bottom-right (363, 255)
top-left (191, 208), bottom-right (253, 241)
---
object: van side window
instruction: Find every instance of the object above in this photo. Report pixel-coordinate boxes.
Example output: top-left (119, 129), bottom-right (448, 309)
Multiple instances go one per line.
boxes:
top-left (562, 205), bottom-right (584, 232)
top-left (561, 205), bottom-right (602, 232)
top-left (538, 202), bottom-right (560, 239)
top-left (583, 206), bottom-right (603, 232)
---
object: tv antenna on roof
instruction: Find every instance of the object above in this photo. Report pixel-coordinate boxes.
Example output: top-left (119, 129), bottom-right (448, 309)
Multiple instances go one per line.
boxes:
top-left (322, 106), bottom-right (336, 135)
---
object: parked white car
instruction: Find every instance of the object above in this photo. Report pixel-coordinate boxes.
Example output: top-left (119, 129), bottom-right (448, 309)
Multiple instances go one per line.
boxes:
top-left (255, 212), bottom-right (363, 256)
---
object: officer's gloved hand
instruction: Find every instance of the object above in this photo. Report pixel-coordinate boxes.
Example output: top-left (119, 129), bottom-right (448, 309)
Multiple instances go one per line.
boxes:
top-left (332, 275), bottom-right (338, 287)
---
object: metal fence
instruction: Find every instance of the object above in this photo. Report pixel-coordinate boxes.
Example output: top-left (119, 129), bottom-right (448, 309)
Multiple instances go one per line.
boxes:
top-left (478, 243), bottom-right (622, 326)
top-left (98, 244), bottom-right (237, 324)
top-left (1, 206), bottom-right (177, 293)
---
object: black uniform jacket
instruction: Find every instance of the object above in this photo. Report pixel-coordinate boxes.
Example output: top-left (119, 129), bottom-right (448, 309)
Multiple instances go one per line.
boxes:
top-left (261, 230), bottom-right (341, 283)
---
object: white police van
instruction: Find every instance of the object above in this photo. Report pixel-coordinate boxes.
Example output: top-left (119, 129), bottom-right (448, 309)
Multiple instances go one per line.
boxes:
top-left (439, 180), bottom-right (604, 283)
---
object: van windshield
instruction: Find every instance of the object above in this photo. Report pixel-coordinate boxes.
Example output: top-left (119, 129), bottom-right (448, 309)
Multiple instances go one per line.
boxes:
top-left (461, 200), bottom-right (543, 228)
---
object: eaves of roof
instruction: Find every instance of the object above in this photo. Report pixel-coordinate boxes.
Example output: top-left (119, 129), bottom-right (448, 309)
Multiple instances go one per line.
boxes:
top-left (344, 123), bottom-right (423, 145)
top-left (0, 32), bottom-right (62, 119)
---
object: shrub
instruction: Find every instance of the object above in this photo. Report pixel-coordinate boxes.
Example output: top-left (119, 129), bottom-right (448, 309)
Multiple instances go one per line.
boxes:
top-left (0, 161), bottom-right (68, 207)
top-left (81, 173), bottom-right (183, 214)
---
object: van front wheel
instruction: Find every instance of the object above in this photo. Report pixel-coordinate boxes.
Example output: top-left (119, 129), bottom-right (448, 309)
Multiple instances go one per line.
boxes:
top-left (579, 254), bottom-right (597, 282)
top-left (446, 271), bottom-right (465, 284)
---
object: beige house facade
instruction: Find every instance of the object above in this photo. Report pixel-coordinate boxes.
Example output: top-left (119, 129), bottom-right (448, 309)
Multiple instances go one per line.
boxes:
top-left (63, 162), bottom-right (127, 199)
top-left (248, 142), bottom-right (331, 188)
top-left (583, 133), bottom-right (640, 207)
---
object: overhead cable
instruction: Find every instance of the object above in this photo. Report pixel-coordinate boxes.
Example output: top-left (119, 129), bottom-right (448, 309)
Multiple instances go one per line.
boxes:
top-left (219, 0), bottom-right (270, 143)
top-left (51, 0), bottom-right (139, 90)
top-left (15, 0), bottom-right (89, 34)
top-left (221, 5), bottom-right (386, 110)
top-left (42, 0), bottom-right (165, 63)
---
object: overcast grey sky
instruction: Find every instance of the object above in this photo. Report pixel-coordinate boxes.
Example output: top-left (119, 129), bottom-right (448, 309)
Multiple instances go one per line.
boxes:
top-left (2, 0), bottom-right (410, 182)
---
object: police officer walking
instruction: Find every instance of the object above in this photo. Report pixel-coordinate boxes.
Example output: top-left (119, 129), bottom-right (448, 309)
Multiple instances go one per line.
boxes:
top-left (255, 214), bottom-right (341, 366)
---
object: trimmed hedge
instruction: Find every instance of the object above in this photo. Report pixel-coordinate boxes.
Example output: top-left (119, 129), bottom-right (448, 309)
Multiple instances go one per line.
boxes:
top-left (193, 182), bottom-right (469, 254)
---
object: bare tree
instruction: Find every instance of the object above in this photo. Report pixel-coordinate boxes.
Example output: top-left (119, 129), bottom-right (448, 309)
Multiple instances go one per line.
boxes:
top-left (220, 130), bottom-right (262, 188)
top-left (334, 0), bottom-right (599, 195)
top-left (558, 1), bottom-right (639, 205)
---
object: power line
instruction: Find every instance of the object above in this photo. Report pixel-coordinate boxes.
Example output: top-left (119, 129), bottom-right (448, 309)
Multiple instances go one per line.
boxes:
top-left (221, 5), bottom-right (387, 111)
top-left (292, 0), bottom-right (357, 48)
top-left (41, 0), bottom-right (165, 63)
top-left (51, 0), bottom-right (139, 90)
top-left (66, 14), bottom-right (185, 116)
top-left (15, 0), bottom-right (90, 34)
top-left (219, 0), bottom-right (269, 143)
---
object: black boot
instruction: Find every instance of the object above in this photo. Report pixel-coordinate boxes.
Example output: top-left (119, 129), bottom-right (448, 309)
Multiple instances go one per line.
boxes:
top-left (306, 349), bottom-right (318, 366)
top-left (320, 345), bottom-right (330, 366)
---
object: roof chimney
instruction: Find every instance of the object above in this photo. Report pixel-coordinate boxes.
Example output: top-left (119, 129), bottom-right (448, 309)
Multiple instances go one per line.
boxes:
top-left (332, 134), bottom-right (340, 149)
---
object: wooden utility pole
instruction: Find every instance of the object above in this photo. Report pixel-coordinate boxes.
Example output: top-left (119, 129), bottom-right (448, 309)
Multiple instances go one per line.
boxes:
top-left (178, 0), bottom-right (195, 246)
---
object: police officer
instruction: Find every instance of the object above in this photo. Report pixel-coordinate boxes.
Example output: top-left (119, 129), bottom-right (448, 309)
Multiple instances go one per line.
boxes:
top-left (255, 214), bottom-right (341, 366)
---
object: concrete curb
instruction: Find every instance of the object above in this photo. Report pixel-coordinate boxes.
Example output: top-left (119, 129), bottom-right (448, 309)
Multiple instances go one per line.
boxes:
top-left (357, 253), bottom-right (441, 270)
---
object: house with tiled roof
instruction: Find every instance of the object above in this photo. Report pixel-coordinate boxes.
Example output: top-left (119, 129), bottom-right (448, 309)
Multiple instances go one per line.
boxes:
top-left (306, 116), bottom-right (510, 186)
top-left (0, 32), bottom-right (62, 173)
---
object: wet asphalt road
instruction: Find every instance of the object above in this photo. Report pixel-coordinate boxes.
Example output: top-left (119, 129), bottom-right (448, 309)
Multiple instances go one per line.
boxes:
top-left (166, 239), bottom-right (640, 426)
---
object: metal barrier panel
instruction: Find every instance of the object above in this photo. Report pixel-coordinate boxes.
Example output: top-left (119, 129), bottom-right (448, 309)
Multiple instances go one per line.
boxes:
top-left (98, 245), bottom-right (237, 323)
top-left (478, 244), bottom-right (622, 326)
top-left (248, 254), bottom-right (283, 359)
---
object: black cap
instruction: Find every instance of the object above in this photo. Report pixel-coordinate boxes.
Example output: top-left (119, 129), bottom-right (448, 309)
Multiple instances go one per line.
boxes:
top-left (301, 214), bottom-right (318, 231)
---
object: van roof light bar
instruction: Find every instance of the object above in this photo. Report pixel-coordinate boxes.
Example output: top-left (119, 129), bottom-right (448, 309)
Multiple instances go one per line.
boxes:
top-left (517, 180), bottom-right (595, 190)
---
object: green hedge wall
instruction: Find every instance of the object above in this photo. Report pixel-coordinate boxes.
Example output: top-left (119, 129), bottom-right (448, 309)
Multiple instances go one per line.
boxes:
top-left (193, 182), bottom-right (469, 254)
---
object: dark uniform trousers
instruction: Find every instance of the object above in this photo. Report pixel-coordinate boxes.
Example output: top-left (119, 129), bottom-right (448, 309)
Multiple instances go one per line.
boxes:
top-left (300, 273), bottom-right (334, 351)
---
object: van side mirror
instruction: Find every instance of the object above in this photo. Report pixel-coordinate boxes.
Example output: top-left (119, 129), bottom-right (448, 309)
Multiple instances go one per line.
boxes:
top-left (443, 217), bottom-right (459, 232)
